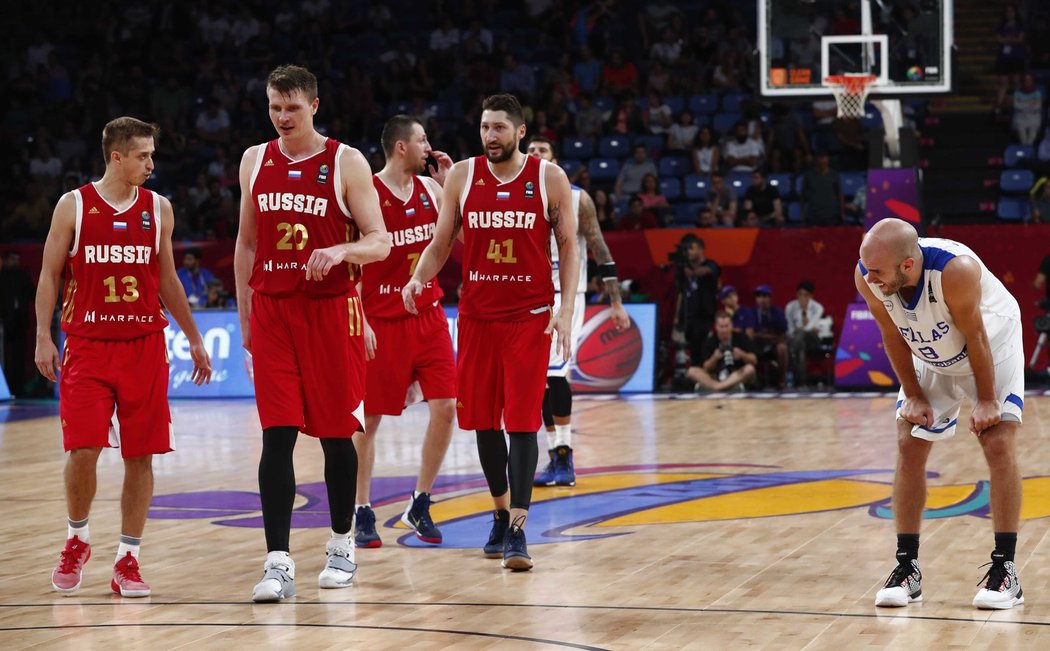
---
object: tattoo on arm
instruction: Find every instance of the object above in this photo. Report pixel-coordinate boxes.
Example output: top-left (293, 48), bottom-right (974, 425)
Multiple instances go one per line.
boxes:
top-left (448, 207), bottom-right (463, 247)
top-left (550, 202), bottom-right (567, 248)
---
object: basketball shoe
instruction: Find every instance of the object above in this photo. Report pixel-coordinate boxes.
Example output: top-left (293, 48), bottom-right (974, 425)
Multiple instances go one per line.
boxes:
top-left (51, 536), bottom-right (91, 593)
top-left (252, 551), bottom-right (296, 602)
top-left (111, 552), bottom-right (151, 597)
top-left (318, 537), bottom-right (357, 589)
top-left (354, 506), bottom-right (382, 548)
top-left (483, 509), bottom-right (510, 558)
top-left (401, 492), bottom-right (442, 544)
top-left (534, 450), bottom-right (557, 486)
top-left (874, 553), bottom-right (922, 607)
top-left (973, 552), bottom-right (1024, 609)
top-left (553, 445), bottom-right (576, 486)
top-left (502, 517), bottom-right (533, 571)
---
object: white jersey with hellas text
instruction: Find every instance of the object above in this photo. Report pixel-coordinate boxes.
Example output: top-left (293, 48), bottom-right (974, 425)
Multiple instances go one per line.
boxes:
top-left (551, 187), bottom-right (586, 295)
top-left (860, 237), bottom-right (1020, 376)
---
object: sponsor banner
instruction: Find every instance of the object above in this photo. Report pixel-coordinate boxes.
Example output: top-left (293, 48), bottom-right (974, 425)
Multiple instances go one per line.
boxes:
top-left (834, 302), bottom-right (897, 388)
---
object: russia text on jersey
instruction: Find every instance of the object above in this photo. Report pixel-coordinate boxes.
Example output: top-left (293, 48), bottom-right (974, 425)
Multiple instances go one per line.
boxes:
top-left (83, 245), bottom-right (153, 264)
top-left (256, 192), bottom-right (329, 217)
top-left (466, 211), bottom-right (538, 229)
top-left (390, 223), bottom-right (435, 247)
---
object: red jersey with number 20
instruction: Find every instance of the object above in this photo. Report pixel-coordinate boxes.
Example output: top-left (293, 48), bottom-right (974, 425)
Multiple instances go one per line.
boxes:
top-left (362, 175), bottom-right (443, 318)
top-left (459, 154), bottom-right (553, 321)
top-left (61, 183), bottom-right (167, 340)
top-left (249, 138), bottom-right (360, 298)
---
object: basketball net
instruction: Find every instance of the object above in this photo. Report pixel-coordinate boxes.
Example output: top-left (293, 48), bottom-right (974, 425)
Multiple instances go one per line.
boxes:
top-left (825, 74), bottom-right (878, 119)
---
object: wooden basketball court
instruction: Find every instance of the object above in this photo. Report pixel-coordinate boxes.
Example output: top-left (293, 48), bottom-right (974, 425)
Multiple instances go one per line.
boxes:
top-left (2, 393), bottom-right (1049, 649)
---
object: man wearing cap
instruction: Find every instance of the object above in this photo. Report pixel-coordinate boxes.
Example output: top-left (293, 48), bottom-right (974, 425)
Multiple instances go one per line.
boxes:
top-left (748, 284), bottom-right (789, 389)
top-left (718, 285), bottom-right (753, 335)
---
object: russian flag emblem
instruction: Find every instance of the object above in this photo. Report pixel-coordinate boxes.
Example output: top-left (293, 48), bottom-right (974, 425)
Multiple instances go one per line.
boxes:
top-left (496, 191), bottom-right (510, 201)
top-left (113, 221), bottom-right (127, 231)
top-left (405, 208), bottom-right (416, 217)
top-left (288, 170), bottom-right (302, 180)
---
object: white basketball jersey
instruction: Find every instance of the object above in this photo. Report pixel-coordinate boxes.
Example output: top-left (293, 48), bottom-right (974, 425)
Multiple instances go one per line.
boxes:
top-left (862, 237), bottom-right (1020, 376)
top-left (551, 187), bottom-right (587, 295)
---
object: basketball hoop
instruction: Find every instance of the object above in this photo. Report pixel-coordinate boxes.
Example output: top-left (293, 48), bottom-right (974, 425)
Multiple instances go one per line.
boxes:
top-left (825, 74), bottom-right (878, 119)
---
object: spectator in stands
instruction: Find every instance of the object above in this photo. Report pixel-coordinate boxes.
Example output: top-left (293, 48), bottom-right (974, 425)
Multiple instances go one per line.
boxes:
top-left (696, 207), bottom-right (718, 228)
top-left (202, 279), bottom-right (235, 309)
top-left (707, 173), bottom-right (738, 226)
top-left (429, 15), bottom-right (459, 53)
top-left (724, 121), bottom-right (762, 172)
top-left (0, 250), bottom-right (34, 396)
top-left (691, 126), bottom-right (721, 175)
top-left (499, 53), bottom-right (537, 102)
top-left (640, 0), bottom-right (683, 50)
top-left (607, 94), bottom-right (646, 135)
top-left (574, 93), bottom-right (604, 139)
top-left (1031, 179), bottom-right (1050, 223)
top-left (638, 173), bottom-right (671, 223)
top-left (4, 182), bottom-right (52, 241)
top-left (673, 234), bottom-right (721, 354)
top-left (801, 153), bottom-right (844, 225)
top-left (1012, 73), bottom-right (1043, 145)
top-left (195, 97), bottom-right (231, 147)
top-left (645, 92), bottom-right (673, 135)
top-left (573, 45), bottom-right (603, 94)
top-left (594, 188), bottom-right (617, 231)
top-left (784, 280), bottom-right (827, 388)
top-left (844, 184), bottom-right (867, 225)
top-left (647, 60), bottom-right (672, 95)
top-left (177, 247), bottom-right (217, 308)
top-left (711, 51), bottom-right (744, 90)
top-left (748, 285), bottom-right (789, 389)
top-left (995, 3), bottom-right (1027, 114)
top-left (619, 194), bottom-right (659, 230)
top-left (55, 121), bottom-right (88, 164)
top-left (811, 98), bottom-right (839, 154)
top-left (766, 103), bottom-right (810, 173)
top-left (650, 26), bottom-right (684, 66)
top-left (600, 50), bottom-right (639, 96)
top-left (743, 170), bottom-right (784, 227)
top-left (687, 311), bottom-right (757, 392)
top-left (667, 110), bottom-right (699, 152)
top-left (615, 144), bottom-right (658, 200)
top-left (718, 285), bottom-right (753, 335)
top-left (28, 141), bottom-right (63, 196)
top-left (832, 117), bottom-right (869, 171)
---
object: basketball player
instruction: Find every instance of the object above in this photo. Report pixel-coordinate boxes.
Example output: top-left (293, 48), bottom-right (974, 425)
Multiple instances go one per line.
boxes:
top-left (857, 218), bottom-right (1024, 610)
top-left (353, 115), bottom-right (456, 548)
top-left (404, 94), bottom-right (578, 571)
top-left (234, 65), bottom-right (390, 602)
top-left (525, 135), bottom-right (629, 487)
top-left (35, 117), bottom-right (213, 597)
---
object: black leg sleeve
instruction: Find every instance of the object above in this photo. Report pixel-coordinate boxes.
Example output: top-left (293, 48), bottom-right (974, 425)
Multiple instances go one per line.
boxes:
top-left (508, 432), bottom-right (539, 510)
top-left (259, 426), bottom-right (298, 552)
top-left (319, 437), bottom-right (359, 535)
top-left (541, 387), bottom-right (554, 428)
top-left (547, 376), bottom-right (572, 418)
top-left (475, 429), bottom-right (509, 497)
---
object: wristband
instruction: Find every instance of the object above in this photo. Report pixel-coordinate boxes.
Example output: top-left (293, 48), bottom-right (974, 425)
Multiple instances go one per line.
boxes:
top-left (598, 262), bottom-right (618, 282)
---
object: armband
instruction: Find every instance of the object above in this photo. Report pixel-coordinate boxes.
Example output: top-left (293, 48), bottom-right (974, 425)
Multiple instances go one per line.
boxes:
top-left (598, 262), bottom-right (618, 282)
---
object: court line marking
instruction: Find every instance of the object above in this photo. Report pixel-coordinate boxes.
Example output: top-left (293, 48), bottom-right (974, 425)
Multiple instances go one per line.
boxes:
top-left (1, 600), bottom-right (1045, 628)
top-left (0, 621), bottom-right (606, 650)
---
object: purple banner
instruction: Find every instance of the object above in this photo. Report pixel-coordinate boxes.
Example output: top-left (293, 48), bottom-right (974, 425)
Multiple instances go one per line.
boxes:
top-left (863, 168), bottom-right (921, 231)
top-left (835, 302), bottom-right (897, 388)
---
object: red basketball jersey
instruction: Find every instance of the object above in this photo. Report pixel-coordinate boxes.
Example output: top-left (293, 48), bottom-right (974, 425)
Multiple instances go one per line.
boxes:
top-left (459, 155), bottom-right (553, 320)
top-left (61, 183), bottom-right (167, 340)
top-left (361, 175), bottom-right (443, 318)
top-left (248, 138), bottom-right (360, 298)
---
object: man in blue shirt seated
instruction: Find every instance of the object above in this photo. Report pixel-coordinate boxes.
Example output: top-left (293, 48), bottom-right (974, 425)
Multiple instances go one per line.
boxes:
top-left (176, 247), bottom-right (216, 308)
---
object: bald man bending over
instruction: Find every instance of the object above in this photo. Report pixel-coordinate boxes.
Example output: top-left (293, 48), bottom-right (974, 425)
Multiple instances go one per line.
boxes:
top-left (856, 218), bottom-right (1024, 610)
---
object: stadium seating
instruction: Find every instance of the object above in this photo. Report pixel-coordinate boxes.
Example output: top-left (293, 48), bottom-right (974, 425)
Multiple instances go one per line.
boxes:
top-left (683, 174), bottom-right (711, 201)
top-left (588, 157), bottom-right (621, 181)
top-left (1000, 169), bottom-right (1035, 194)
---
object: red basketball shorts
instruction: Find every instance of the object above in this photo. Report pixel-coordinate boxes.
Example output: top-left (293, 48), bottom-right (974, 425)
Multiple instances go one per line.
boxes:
top-left (366, 304), bottom-right (456, 416)
top-left (251, 292), bottom-right (365, 438)
top-left (59, 331), bottom-right (171, 458)
top-left (456, 311), bottom-right (550, 432)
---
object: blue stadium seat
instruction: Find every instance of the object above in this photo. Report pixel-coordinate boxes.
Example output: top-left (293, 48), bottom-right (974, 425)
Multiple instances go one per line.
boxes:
top-left (997, 197), bottom-right (1030, 221)
top-left (614, 197), bottom-right (629, 216)
top-left (594, 96), bottom-right (616, 114)
top-left (599, 135), bottom-right (631, 158)
top-left (683, 174), bottom-right (711, 201)
top-left (721, 93), bottom-right (749, 113)
top-left (767, 173), bottom-right (794, 199)
top-left (787, 201), bottom-right (803, 224)
top-left (388, 100), bottom-right (412, 115)
top-left (689, 94), bottom-right (719, 115)
top-left (727, 172), bottom-right (752, 193)
top-left (713, 112), bottom-right (742, 133)
top-left (563, 137), bottom-right (594, 160)
top-left (859, 105), bottom-right (882, 130)
top-left (1000, 169), bottom-right (1035, 194)
top-left (588, 157), bottom-right (621, 181)
top-left (664, 95), bottom-right (686, 115)
top-left (633, 134), bottom-right (664, 155)
top-left (840, 172), bottom-right (867, 199)
top-left (659, 177), bottom-right (682, 201)
top-left (673, 201), bottom-right (705, 225)
top-left (1004, 144), bottom-right (1035, 168)
top-left (560, 159), bottom-right (583, 179)
top-left (658, 155), bottom-right (689, 178)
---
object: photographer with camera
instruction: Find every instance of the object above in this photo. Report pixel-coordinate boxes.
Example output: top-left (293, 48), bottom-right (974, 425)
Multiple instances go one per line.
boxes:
top-left (687, 311), bottom-right (757, 391)
top-left (671, 234), bottom-right (720, 354)
top-left (202, 278), bottom-right (235, 309)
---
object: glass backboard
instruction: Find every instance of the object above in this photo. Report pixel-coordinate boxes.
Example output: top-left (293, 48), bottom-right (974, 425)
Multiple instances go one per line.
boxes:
top-left (758, 0), bottom-right (953, 97)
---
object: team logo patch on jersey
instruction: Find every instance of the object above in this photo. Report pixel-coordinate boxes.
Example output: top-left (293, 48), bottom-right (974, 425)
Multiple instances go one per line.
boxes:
top-left (525, 181), bottom-right (535, 199)
top-left (905, 311), bottom-right (918, 321)
top-left (264, 159), bottom-right (274, 167)
top-left (88, 207), bottom-right (100, 215)
top-left (317, 164), bottom-right (329, 185)
top-left (883, 300), bottom-right (894, 312)
top-left (288, 170), bottom-right (302, 181)
top-left (420, 192), bottom-right (431, 210)
top-left (496, 191), bottom-right (510, 201)
top-left (113, 221), bottom-right (127, 231)
top-left (141, 210), bottom-right (151, 230)
top-left (405, 207), bottom-right (416, 217)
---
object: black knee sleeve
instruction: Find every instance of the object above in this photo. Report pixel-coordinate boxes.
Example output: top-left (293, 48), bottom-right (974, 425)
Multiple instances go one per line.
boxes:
top-left (475, 429), bottom-right (509, 497)
top-left (542, 387), bottom-right (554, 428)
top-left (259, 426), bottom-right (298, 552)
top-left (320, 438), bottom-right (358, 535)
top-left (546, 376), bottom-right (572, 418)
top-left (507, 432), bottom-right (538, 510)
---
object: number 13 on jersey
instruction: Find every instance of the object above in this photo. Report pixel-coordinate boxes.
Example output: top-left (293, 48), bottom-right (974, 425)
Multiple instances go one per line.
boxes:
top-left (486, 238), bottom-right (518, 264)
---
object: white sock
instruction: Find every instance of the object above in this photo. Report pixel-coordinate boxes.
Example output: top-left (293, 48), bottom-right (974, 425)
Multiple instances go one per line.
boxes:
top-left (67, 518), bottom-right (89, 543)
top-left (355, 503), bottom-right (371, 510)
top-left (554, 423), bottom-right (572, 448)
top-left (115, 535), bottom-right (141, 563)
top-left (545, 428), bottom-right (557, 451)
top-left (330, 529), bottom-right (351, 542)
top-left (265, 550), bottom-right (294, 576)
top-left (413, 490), bottom-right (426, 499)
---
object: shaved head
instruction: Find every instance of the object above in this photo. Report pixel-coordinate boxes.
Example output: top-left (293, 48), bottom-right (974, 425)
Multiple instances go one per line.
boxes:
top-left (859, 218), bottom-right (923, 296)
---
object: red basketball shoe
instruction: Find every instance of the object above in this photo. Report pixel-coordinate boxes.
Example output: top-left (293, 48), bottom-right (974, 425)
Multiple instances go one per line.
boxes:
top-left (111, 552), bottom-right (151, 597)
top-left (52, 536), bottom-right (91, 593)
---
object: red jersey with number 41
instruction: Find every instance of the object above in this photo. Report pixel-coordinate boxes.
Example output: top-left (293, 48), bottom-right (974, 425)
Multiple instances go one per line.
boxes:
top-left (361, 175), bottom-right (443, 319)
top-left (458, 155), bottom-right (553, 321)
top-left (248, 138), bottom-right (360, 298)
top-left (61, 183), bottom-right (167, 340)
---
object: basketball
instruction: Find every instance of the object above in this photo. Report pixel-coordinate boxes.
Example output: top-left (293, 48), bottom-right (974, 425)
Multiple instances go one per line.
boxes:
top-left (571, 307), bottom-right (642, 391)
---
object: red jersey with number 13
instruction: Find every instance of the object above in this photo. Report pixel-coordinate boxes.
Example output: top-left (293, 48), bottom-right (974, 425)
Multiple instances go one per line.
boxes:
top-left (249, 137), bottom-right (360, 298)
top-left (362, 175), bottom-right (443, 318)
top-left (61, 183), bottom-right (167, 340)
top-left (459, 155), bottom-right (553, 320)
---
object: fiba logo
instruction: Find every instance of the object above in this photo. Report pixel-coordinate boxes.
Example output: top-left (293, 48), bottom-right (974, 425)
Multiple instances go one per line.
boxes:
top-left (165, 326), bottom-right (232, 361)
